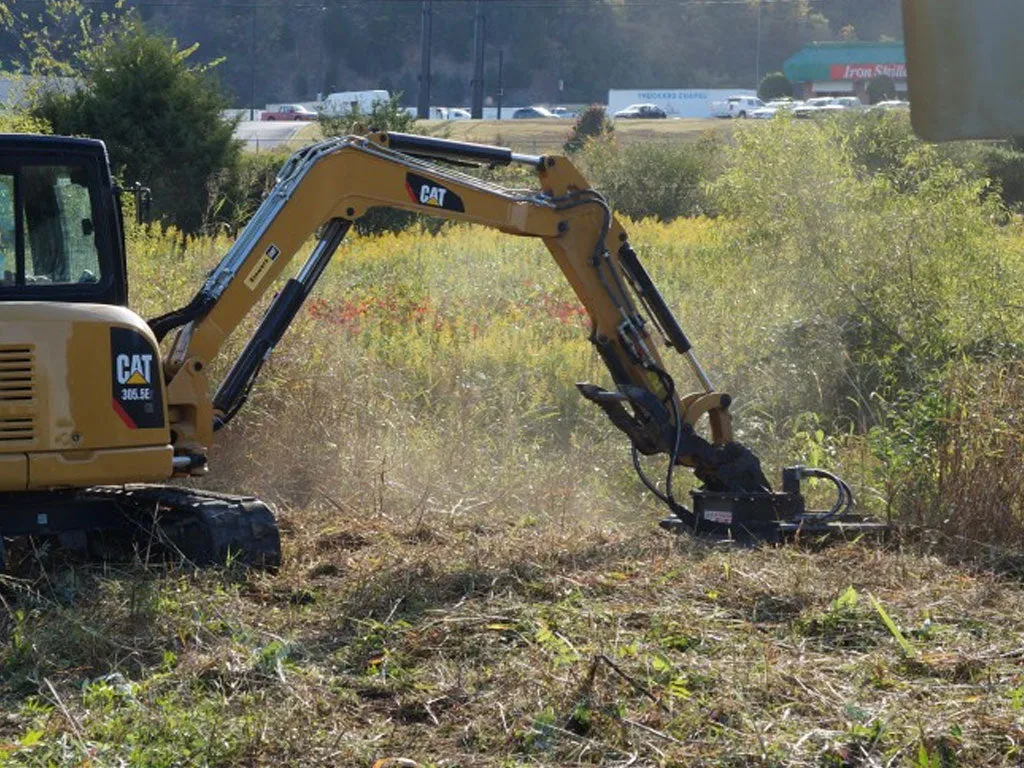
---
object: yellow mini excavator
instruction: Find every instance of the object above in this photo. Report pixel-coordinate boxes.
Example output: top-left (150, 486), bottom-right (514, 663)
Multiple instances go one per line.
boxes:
top-left (0, 130), bottom-right (872, 569)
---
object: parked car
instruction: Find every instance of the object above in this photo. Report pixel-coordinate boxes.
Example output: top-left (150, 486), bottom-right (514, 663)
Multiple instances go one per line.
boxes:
top-left (261, 104), bottom-right (317, 121)
top-left (613, 103), bottom-right (668, 119)
top-left (428, 107), bottom-right (468, 120)
top-left (792, 97), bottom-right (836, 118)
top-left (832, 96), bottom-right (864, 110)
top-left (802, 97), bottom-right (862, 119)
top-left (870, 100), bottom-right (911, 112)
top-left (750, 99), bottom-right (800, 119)
top-left (511, 106), bottom-right (557, 119)
top-left (710, 95), bottom-right (764, 119)
top-left (550, 106), bottom-right (576, 118)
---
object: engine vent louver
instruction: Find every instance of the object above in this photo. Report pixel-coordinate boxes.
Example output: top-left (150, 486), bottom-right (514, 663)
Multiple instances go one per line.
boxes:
top-left (0, 345), bottom-right (35, 403)
top-left (0, 417), bottom-right (34, 442)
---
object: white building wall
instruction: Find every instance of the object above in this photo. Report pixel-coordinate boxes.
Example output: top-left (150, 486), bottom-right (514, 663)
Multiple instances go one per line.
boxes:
top-left (608, 89), bottom-right (756, 118)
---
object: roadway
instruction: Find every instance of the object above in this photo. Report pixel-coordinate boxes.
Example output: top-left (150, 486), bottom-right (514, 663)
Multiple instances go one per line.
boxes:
top-left (234, 120), bottom-right (309, 151)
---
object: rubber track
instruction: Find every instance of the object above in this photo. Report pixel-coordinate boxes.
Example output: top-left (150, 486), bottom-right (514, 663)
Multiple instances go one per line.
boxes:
top-left (87, 484), bottom-right (282, 570)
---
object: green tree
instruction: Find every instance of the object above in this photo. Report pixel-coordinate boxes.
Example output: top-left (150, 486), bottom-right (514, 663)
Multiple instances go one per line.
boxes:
top-left (563, 104), bottom-right (613, 153)
top-left (758, 72), bottom-right (794, 101)
top-left (867, 74), bottom-right (897, 105)
top-left (33, 19), bottom-right (240, 233)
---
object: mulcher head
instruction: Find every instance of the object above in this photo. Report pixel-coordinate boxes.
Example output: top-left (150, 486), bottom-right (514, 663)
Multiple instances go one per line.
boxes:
top-left (660, 465), bottom-right (887, 541)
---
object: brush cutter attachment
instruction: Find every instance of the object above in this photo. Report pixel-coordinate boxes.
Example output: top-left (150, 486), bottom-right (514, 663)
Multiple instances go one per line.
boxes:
top-left (666, 465), bottom-right (885, 540)
top-left (578, 383), bottom-right (883, 539)
top-left (575, 237), bottom-right (883, 540)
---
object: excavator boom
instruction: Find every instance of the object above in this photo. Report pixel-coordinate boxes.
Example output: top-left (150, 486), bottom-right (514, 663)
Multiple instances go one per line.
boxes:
top-left (152, 131), bottom-right (854, 537)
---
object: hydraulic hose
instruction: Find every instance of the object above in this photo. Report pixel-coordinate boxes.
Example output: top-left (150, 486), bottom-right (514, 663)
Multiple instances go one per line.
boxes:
top-left (796, 467), bottom-right (855, 522)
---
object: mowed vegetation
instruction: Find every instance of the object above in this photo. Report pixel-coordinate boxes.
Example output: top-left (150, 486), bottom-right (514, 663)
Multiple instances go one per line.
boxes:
top-left (419, 117), bottom-right (730, 154)
top-left (3, 115), bottom-right (1024, 766)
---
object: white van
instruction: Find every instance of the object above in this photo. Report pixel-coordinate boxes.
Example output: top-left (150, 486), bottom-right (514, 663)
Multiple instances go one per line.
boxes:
top-left (710, 95), bottom-right (764, 119)
top-left (320, 90), bottom-right (390, 115)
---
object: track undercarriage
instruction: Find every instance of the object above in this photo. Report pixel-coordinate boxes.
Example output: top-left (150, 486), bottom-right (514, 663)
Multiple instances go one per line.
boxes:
top-left (0, 485), bottom-right (281, 570)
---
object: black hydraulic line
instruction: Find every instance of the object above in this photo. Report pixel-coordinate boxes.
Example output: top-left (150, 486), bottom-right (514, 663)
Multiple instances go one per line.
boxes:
top-left (618, 243), bottom-right (692, 354)
top-left (792, 467), bottom-right (855, 521)
top-left (552, 191), bottom-right (643, 328)
top-left (213, 218), bottom-right (352, 430)
top-left (660, 372), bottom-right (685, 505)
top-left (148, 290), bottom-right (216, 342)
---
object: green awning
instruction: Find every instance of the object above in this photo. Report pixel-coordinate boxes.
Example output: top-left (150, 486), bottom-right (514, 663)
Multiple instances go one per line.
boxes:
top-left (783, 42), bottom-right (906, 83)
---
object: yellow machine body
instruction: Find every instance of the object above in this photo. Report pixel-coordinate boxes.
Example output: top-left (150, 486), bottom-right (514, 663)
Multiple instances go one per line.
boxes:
top-left (0, 302), bottom-right (172, 490)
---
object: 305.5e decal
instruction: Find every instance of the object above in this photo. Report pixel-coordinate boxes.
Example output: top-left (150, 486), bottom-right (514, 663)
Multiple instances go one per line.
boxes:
top-left (110, 327), bottom-right (165, 430)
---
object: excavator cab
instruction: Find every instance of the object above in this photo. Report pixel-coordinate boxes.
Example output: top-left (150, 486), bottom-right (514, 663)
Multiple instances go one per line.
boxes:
top-left (0, 136), bottom-right (165, 493)
top-left (0, 135), bottom-right (127, 306)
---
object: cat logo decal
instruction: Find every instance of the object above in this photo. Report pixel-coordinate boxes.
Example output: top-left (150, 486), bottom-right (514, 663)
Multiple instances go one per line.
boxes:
top-left (405, 173), bottom-right (465, 212)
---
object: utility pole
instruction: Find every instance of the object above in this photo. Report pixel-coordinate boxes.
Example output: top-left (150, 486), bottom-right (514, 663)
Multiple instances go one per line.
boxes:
top-left (470, 0), bottom-right (485, 119)
top-left (755, 0), bottom-right (762, 91)
top-left (249, 11), bottom-right (257, 120)
top-left (496, 48), bottom-right (504, 120)
top-left (317, 5), bottom-right (328, 102)
top-left (417, 0), bottom-right (432, 119)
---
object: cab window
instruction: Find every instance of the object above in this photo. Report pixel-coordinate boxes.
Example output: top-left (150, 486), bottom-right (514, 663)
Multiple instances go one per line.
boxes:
top-left (0, 163), bottom-right (103, 288)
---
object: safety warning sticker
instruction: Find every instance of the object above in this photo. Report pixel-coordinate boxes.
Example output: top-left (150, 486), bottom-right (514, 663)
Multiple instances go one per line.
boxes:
top-left (244, 243), bottom-right (282, 290)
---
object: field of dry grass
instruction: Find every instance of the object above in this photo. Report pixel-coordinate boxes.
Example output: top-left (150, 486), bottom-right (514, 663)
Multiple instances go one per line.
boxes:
top-left (3, 512), bottom-right (1024, 766)
top-left (419, 118), bottom-right (729, 154)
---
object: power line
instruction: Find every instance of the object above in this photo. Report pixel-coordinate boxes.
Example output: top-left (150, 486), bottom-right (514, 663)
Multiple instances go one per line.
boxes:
top-left (11, 0), bottom-right (837, 7)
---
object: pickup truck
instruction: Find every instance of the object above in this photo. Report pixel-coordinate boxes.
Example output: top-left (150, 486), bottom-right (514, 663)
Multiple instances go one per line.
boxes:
top-left (710, 95), bottom-right (764, 119)
top-left (260, 104), bottom-right (317, 121)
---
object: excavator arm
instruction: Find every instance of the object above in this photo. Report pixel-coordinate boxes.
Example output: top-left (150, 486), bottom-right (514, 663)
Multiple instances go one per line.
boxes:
top-left (150, 132), bottom-right (847, 535)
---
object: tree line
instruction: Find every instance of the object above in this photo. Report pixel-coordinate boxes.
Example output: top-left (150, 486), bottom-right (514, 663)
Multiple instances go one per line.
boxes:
top-left (1, 0), bottom-right (902, 107)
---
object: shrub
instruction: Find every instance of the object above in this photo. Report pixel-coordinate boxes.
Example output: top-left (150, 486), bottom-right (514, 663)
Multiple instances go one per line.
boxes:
top-left (877, 362), bottom-right (1024, 556)
top-left (212, 149), bottom-right (292, 235)
top-left (975, 143), bottom-right (1024, 211)
top-left (0, 107), bottom-right (48, 135)
top-left (758, 72), bottom-right (793, 101)
top-left (837, 109), bottom-right (920, 177)
top-left (563, 104), bottom-right (613, 153)
top-left (576, 134), bottom-right (723, 220)
top-left (833, 110), bottom-right (1002, 200)
top-left (317, 93), bottom-right (417, 137)
top-left (33, 19), bottom-right (240, 234)
top-left (713, 118), bottom-right (1024, 424)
